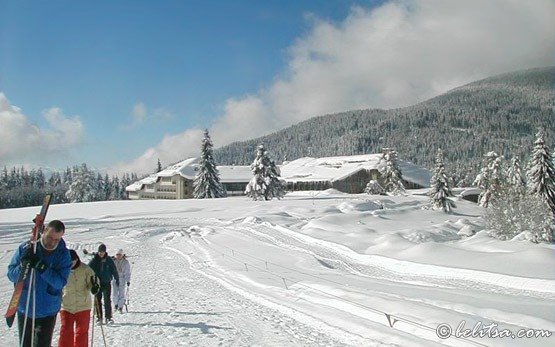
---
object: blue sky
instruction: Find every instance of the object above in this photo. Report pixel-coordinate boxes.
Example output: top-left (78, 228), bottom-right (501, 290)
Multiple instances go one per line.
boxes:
top-left (1, 0), bottom-right (553, 174)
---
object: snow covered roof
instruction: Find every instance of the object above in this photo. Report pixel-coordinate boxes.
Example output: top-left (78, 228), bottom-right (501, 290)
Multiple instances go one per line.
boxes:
top-left (125, 158), bottom-right (252, 192)
top-left (280, 155), bottom-right (378, 183)
top-left (126, 154), bottom-right (431, 192)
top-left (279, 154), bottom-right (431, 187)
top-left (157, 157), bottom-right (199, 179)
top-left (399, 160), bottom-right (433, 188)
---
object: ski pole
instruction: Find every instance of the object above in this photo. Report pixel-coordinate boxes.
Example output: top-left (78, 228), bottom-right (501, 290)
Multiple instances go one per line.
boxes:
top-left (124, 285), bottom-right (130, 313)
top-left (31, 270), bottom-right (36, 347)
top-left (95, 297), bottom-right (107, 347)
top-left (20, 268), bottom-right (35, 347)
top-left (91, 301), bottom-right (95, 347)
top-left (29, 225), bottom-right (42, 347)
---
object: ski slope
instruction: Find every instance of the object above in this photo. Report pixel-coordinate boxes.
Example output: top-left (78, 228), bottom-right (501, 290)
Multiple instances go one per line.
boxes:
top-left (1, 191), bottom-right (553, 346)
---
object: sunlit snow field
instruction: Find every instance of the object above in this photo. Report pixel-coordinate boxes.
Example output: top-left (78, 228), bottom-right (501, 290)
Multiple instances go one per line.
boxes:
top-left (1, 190), bottom-right (553, 346)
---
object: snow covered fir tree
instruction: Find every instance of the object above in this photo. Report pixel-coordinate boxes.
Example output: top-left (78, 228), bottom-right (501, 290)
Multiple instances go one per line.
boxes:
top-left (245, 144), bottom-right (285, 201)
top-left (506, 156), bottom-right (526, 193)
top-left (485, 130), bottom-right (554, 243)
top-left (428, 149), bottom-right (455, 212)
top-left (364, 180), bottom-right (385, 195)
top-left (473, 152), bottom-right (503, 207)
top-left (526, 129), bottom-right (555, 217)
top-left (378, 148), bottom-right (405, 195)
top-left (193, 130), bottom-right (226, 199)
top-left (0, 163), bottom-right (136, 208)
top-left (156, 158), bottom-right (162, 173)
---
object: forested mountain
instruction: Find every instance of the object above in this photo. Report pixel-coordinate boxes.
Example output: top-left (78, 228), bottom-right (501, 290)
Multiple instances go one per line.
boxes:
top-left (214, 67), bottom-right (554, 186)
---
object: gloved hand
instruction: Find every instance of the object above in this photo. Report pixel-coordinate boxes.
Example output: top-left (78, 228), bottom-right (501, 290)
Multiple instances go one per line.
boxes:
top-left (90, 276), bottom-right (100, 295)
top-left (22, 249), bottom-right (47, 273)
top-left (126, 282), bottom-right (130, 287)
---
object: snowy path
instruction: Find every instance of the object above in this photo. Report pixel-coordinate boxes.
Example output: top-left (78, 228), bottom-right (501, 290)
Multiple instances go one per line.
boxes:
top-left (100, 233), bottom-right (349, 347)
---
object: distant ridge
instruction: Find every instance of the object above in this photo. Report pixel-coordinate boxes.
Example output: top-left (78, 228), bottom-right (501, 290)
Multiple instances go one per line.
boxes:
top-left (214, 66), bottom-right (554, 186)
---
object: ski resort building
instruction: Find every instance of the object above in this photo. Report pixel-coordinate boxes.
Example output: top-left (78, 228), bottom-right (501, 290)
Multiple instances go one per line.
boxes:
top-left (125, 158), bottom-right (252, 200)
top-left (126, 154), bottom-right (431, 200)
top-left (280, 154), bottom-right (431, 194)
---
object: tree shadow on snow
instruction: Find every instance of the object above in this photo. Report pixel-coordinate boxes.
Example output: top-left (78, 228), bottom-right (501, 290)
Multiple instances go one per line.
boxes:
top-left (115, 321), bottom-right (232, 334)
top-left (448, 211), bottom-right (481, 218)
top-left (129, 311), bottom-right (221, 316)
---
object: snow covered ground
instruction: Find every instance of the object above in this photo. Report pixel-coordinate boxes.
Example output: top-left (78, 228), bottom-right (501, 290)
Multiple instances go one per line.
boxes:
top-left (1, 190), bottom-right (553, 346)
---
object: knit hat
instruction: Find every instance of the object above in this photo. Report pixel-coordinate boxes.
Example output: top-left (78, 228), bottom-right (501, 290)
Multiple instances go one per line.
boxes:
top-left (116, 248), bottom-right (124, 255)
top-left (98, 244), bottom-right (107, 252)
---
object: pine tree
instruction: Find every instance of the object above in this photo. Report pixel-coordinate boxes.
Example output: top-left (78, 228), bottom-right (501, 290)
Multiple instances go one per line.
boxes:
top-left (364, 180), bottom-right (385, 195)
top-left (109, 176), bottom-right (121, 200)
top-left (487, 189), bottom-right (553, 243)
top-left (429, 149), bottom-right (455, 212)
top-left (1, 167), bottom-right (8, 190)
top-left (378, 148), bottom-right (405, 195)
top-left (120, 174), bottom-right (131, 199)
top-left (526, 130), bottom-right (555, 217)
top-left (245, 145), bottom-right (284, 200)
top-left (103, 174), bottom-right (112, 200)
top-left (265, 158), bottom-right (285, 200)
top-left (507, 156), bottom-right (526, 193)
top-left (65, 164), bottom-right (97, 202)
top-left (193, 130), bottom-right (226, 199)
top-left (474, 152), bottom-right (500, 207)
top-left (34, 169), bottom-right (45, 189)
top-left (156, 159), bottom-right (162, 173)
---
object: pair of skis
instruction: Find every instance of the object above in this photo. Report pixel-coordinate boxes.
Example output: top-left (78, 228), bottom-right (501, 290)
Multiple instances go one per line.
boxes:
top-left (4, 194), bottom-right (52, 328)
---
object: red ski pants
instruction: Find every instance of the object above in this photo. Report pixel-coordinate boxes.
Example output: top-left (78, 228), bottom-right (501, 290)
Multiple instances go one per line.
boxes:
top-left (59, 309), bottom-right (91, 347)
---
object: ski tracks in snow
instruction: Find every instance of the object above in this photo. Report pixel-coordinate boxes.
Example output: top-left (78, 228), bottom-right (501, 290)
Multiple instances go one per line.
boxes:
top-left (102, 226), bottom-right (354, 347)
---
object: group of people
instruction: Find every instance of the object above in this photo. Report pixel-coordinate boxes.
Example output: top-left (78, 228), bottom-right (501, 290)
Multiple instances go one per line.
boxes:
top-left (6, 220), bottom-right (132, 347)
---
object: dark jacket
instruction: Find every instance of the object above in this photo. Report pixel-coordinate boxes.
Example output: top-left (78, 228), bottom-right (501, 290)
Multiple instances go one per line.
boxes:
top-left (88, 253), bottom-right (119, 286)
top-left (7, 239), bottom-right (72, 318)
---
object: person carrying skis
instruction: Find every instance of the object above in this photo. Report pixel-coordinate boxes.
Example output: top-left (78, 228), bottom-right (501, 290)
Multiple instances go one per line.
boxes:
top-left (59, 249), bottom-right (100, 347)
top-left (112, 248), bottom-right (131, 313)
top-left (7, 220), bottom-right (72, 347)
top-left (88, 244), bottom-right (119, 324)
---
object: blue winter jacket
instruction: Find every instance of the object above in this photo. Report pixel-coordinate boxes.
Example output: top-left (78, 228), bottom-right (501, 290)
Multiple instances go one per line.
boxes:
top-left (7, 239), bottom-right (72, 318)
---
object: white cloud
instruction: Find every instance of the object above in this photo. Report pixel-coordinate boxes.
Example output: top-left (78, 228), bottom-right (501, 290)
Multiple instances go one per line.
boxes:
top-left (111, 128), bottom-right (204, 175)
top-left (120, 0), bottom-right (555, 175)
top-left (124, 102), bottom-right (175, 130)
top-left (0, 93), bottom-right (84, 165)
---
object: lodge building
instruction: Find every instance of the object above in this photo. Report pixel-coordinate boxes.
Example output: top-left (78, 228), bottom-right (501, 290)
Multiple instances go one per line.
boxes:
top-left (125, 154), bottom-right (431, 200)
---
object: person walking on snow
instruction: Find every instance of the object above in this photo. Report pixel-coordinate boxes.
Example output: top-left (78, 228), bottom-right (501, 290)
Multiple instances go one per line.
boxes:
top-left (88, 244), bottom-right (119, 324)
top-left (7, 220), bottom-right (72, 347)
top-left (59, 249), bottom-right (100, 347)
top-left (112, 248), bottom-right (131, 313)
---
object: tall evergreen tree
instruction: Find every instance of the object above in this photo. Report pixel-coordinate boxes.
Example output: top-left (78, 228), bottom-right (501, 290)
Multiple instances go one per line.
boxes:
top-left (474, 152), bottom-right (500, 207)
top-left (193, 130), bottom-right (226, 199)
top-left (245, 145), bottom-right (284, 200)
top-left (429, 149), bottom-right (455, 212)
top-left (1, 167), bottom-right (8, 190)
top-left (507, 156), bottom-right (526, 193)
top-left (378, 148), bottom-right (405, 195)
top-left (526, 130), bottom-right (555, 216)
top-left (156, 158), bottom-right (162, 173)
top-left (65, 163), bottom-right (97, 202)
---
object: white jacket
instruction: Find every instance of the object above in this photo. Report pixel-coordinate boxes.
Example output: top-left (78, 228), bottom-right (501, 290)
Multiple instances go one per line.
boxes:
top-left (113, 256), bottom-right (131, 283)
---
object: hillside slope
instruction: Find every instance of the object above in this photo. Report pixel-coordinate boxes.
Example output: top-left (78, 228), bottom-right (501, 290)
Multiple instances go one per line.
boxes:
top-left (214, 67), bottom-right (554, 185)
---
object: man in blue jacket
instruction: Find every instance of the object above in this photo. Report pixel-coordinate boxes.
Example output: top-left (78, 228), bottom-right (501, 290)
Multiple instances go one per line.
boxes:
top-left (7, 219), bottom-right (71, 347)
top-left (88, 244), bottom-right (119, 324)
